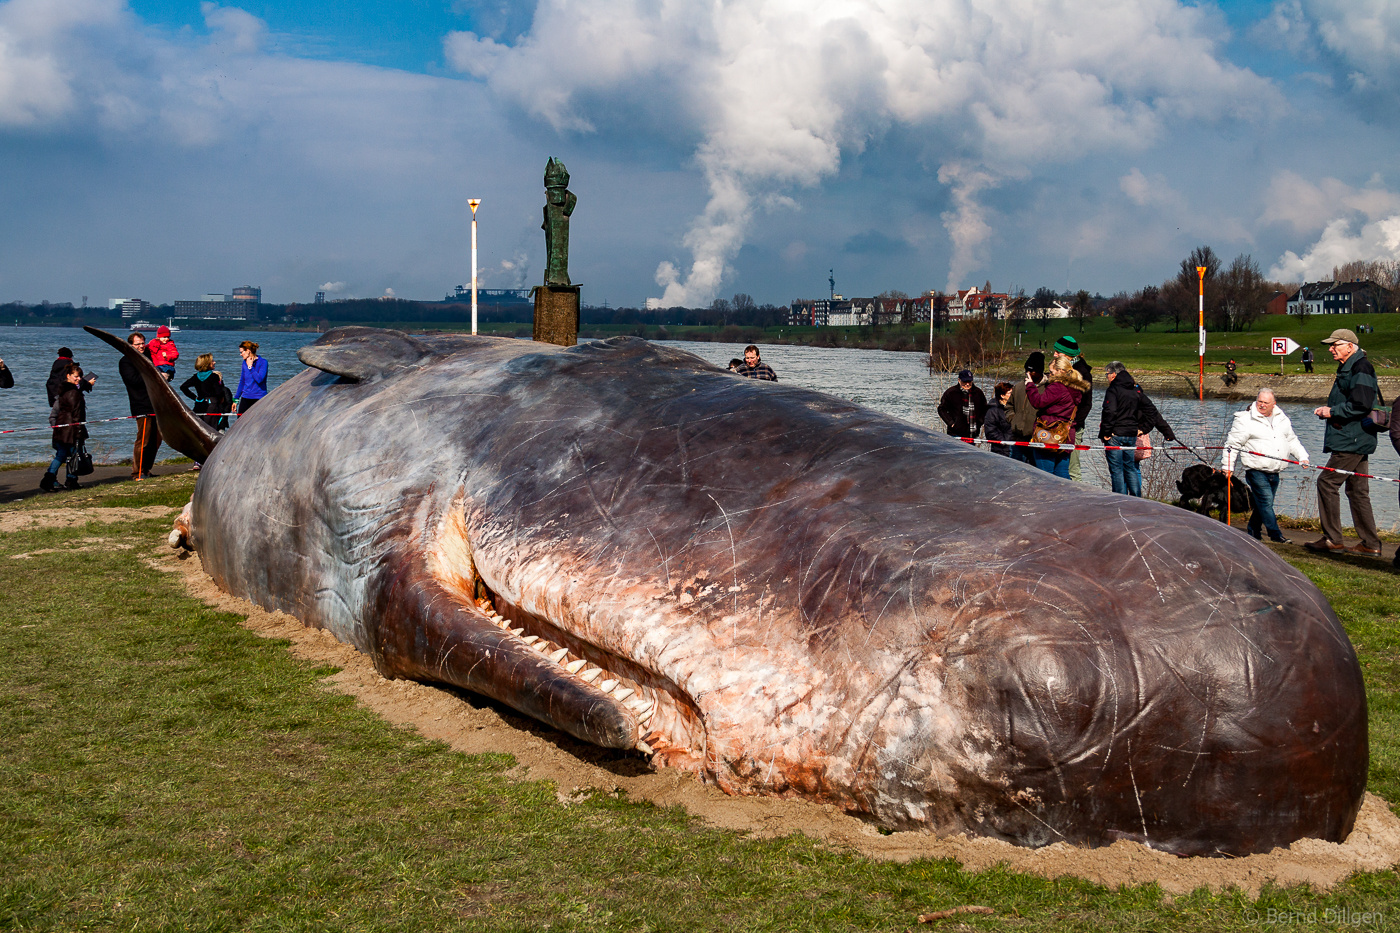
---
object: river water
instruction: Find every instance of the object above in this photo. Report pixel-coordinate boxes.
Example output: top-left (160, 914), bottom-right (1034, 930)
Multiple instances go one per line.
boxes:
top-left (2, 327), bottom-right (1396, 529)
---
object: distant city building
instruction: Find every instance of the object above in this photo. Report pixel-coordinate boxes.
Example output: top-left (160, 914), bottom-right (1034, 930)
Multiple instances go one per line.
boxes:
top-left (118, 298), bottom-right (153, 319)
top-left (172, 284), bottom-right (261, 321)
top-left (108, 298), bottom-right (132, 310)
top-left (315, 291), bottom-right (325, 304)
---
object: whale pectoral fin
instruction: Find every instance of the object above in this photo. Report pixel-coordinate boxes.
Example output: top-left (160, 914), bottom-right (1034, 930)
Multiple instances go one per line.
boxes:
top-left (297, 327), bottom-right (436, 383)
top-left (368, 560), bottom-right (639, 749)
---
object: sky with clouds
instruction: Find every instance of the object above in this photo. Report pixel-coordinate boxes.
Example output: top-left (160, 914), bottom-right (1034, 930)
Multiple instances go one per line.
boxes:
top-left (1, 0), bottom-right (1398, 308)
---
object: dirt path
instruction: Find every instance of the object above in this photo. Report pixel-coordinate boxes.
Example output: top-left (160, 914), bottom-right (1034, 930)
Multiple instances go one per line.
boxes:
top-left (112, 535), bottom-right (1397, 896)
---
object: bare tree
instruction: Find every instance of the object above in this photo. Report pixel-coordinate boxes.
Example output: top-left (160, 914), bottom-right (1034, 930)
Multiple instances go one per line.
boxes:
top-left (1070, 289), bottom-right (1094, 332)
top-left (1032, 286), bottom-right (1057, 332)
top-left (1214, 254), bottom-right (1269, 332)
top-left (1159, 278), bottom-right (1191, 332)
top-left (1114, 285), bottom-right (1162, 333)
top-left (731, 293), bottom-right (756, 312)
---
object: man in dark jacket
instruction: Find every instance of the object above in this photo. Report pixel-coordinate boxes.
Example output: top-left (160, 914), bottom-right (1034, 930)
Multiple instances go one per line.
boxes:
top-left (937, 369), bottom-right (987, 439)
top-left (1098, 361), bottom-right (1176, 497)
top-left (46, 346), bottom-right (96, 406)
top-left (119, 333), bottom-right (163, 480)
top-left (0, 357), bottom-right (12, 390)
top-left (1305, 328), bottom-right (1381, 556)
top-left (1052, 335), bottom-right (1093, 480)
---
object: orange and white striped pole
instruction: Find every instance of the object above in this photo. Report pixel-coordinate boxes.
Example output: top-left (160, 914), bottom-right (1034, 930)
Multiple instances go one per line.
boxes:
top-left (1197, 265), bottom-right (1206, 401)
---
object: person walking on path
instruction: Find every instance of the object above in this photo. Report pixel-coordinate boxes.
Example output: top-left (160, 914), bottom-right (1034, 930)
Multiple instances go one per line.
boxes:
top-left (41, 364), bottom-right (88, 492)
top-left (119, 332), bottom-right (162, 480)
top-left (181, 353), bottom-right (231, 431)
top-left (45, 346), bottom-right (96, 406)
top-left (1304, 328), bottom-right (1382, 556)
top-left (938, 369), bottom-right (987, 439)
top-left (1301, 346), bottom-right (1314, 374)
top-left (1097, 361), bottom-right (1177, 497)
top-left (1222, 389), bottom-right (1310, 543)
top-left (234, 340), bottom-right (269, 417)
top-left (733, 345), bottom-right (778, 381)
top-left (1051, 335), bottom-right (1093, 481)
top-left (149, 325), bottom-right (180, 381)
top-left (1024, 356), bottom-right (1090, 479)
top-left (983, 382), bottom-right (1015, 456)
top-left (1008, 351), bottom-right (1045, 464)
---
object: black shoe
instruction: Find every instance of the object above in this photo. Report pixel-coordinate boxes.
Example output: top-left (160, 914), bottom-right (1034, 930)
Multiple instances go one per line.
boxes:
top-left (1268, 534), bottom-right (1288, 543)
top-left (1247, 529), bottom-right (1262, 540)
top-left (38, 472), bottom-right (57, 492)
top-left (63, 477), bottom-right (81, 490)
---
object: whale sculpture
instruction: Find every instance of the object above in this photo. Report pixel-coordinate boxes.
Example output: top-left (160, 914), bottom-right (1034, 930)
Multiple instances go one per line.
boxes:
top-left (86, 325), bottom-right (1367, 857)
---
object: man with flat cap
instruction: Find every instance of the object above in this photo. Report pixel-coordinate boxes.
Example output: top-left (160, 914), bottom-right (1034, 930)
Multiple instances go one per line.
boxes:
top-left (1305, 328), bottom-right (1383, 557)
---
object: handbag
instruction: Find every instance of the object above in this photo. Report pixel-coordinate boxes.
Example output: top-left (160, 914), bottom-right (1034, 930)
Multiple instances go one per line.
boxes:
top-left (67, 441), bottom-right (94, 476)
top-left (1032, 417), bottom-right (1072, 447)
top-left (1134, 433), bottom-right (1153, 462)
top-left (1363, 389), bottom-right (1389, 435)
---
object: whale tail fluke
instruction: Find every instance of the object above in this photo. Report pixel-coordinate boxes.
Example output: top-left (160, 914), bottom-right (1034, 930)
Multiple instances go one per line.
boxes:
top-left (83, 326), bottom-right (221, 464)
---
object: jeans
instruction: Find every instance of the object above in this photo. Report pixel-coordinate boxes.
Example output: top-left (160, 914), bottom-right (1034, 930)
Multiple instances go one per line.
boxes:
top-left (1244, 469), bottom-right (1283, 540)
top-left (1105, 435), bottom-right (1142, 496)
top-left (1032, 449), bottom-right (1071, 479)
top-left (48, 441), bottom-right (73, 476)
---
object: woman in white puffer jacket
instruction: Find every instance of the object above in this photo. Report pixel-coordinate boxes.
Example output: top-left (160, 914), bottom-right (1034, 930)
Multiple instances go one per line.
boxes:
top-left (1222, 389), bottom-right (1310, 542)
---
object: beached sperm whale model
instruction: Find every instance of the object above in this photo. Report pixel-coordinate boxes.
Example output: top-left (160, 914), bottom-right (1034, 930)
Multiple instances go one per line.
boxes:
top-left (87, 325), bottom-right (1367, 857)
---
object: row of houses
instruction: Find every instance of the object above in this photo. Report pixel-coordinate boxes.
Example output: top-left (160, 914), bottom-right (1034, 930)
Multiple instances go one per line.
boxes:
top-left (788, 286), bottom-right (1072, 327)
top-left (1284, 280), bottom-right (1391, 315)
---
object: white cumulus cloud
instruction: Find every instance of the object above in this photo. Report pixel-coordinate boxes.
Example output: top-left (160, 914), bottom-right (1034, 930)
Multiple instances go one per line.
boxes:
top-left (448, 0), bottom-right (1278, 304)
top-left (1268, 214), bottom-right (1400, 281)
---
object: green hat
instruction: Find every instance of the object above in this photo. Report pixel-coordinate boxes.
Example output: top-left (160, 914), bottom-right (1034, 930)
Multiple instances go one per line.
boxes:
top-left (1053, 335), bottom-right (1080, 356)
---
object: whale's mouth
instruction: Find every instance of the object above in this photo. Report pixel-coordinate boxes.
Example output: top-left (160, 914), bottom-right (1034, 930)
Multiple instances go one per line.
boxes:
top-left (466, 581), bottom-right (704, 768)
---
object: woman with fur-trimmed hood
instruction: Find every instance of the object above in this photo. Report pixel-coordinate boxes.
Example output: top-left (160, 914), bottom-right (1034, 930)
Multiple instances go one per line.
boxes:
top-left (1024, 355), bottom-right (1091, 479)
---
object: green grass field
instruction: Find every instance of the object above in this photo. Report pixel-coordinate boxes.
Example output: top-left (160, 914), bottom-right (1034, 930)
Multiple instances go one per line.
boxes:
top-left (2, 475), bottom-right (1398, 931)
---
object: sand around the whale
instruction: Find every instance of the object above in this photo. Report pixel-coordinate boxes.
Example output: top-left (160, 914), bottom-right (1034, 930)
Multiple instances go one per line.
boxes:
top-left (78, 514), bottom-right (1391, 897)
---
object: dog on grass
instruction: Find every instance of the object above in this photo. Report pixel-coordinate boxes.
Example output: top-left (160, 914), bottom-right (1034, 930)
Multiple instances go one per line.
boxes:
top-left (1175, 464), bottom-right (1252, 522)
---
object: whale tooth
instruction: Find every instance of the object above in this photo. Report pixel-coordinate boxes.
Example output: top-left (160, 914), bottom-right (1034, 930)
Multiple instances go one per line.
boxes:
top-left (565, 659), bottom-right (587, 674)
top-left (636, 740), bottom-right (653, 754)
top-left (533, 641), bottom-right (551, 654)
top-left (612, 687), bottom-right (634, 702)
top-left (638, 708), bottom-right (655, 725)
top-left (520, 636), bottom-right (539, 645)
top-left (599, 679), bottom-right (618, 693)
top-left (579, 668), bottom-right (603, 683)
top-left (548, 648), bottom-right (569, 664)
top-left (510, 627), bottom-right (525, 635)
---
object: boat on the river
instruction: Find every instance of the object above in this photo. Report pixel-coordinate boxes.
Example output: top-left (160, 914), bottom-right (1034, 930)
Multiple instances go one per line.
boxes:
top-left (128, 320), bottom-right (180, 333)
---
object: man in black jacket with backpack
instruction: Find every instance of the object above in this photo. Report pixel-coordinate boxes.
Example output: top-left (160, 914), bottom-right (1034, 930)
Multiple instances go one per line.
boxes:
top-left (1099, 360), bottom-right (1176, 497)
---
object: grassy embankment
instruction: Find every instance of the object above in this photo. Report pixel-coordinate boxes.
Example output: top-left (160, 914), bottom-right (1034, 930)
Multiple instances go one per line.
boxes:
top-left (2, 474), bottom-right (1399, 930)
top-left (524, 315), bottom-right (1398, 378)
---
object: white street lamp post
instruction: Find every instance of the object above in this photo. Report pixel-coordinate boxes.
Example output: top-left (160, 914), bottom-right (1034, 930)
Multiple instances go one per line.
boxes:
top-left (469, 199), bottom-right (481, 336)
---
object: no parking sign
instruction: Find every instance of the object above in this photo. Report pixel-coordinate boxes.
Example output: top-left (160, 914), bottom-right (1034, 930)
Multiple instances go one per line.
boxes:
top-left (1271, 336), bottom-right (1300, 356)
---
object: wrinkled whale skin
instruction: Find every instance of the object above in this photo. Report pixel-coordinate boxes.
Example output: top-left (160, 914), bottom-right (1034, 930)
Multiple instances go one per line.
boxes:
top-left (167, 330), bottom-right (1368, 856)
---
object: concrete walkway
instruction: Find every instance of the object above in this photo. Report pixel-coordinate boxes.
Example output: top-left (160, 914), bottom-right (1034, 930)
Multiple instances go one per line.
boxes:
top-left (0, 461), bottom-right (194, 504)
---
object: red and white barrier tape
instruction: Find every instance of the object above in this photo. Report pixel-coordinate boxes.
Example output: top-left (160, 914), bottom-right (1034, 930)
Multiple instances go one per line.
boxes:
top-left (956, 435), bottom-right (1400, 485)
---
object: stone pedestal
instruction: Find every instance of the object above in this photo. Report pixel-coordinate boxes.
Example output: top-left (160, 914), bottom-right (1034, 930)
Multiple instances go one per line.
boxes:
top-left (533, 285), bottom-right (580, 347)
